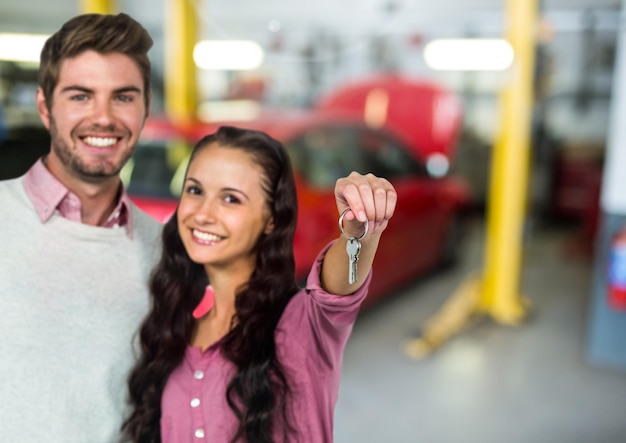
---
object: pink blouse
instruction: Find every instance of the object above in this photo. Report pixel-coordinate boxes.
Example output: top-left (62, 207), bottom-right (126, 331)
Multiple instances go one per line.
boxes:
top-left (161, 241), bottom-right (371, 443)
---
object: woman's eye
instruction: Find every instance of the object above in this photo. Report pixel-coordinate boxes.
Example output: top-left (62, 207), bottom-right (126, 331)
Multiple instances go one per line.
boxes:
top-left (185, 185), bottom-right (202, 195)
top-left (224, 194), bottom-right (241, 204)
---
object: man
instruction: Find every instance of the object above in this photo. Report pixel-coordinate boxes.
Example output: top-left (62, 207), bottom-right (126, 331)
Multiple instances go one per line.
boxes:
top-left (0, 13), bottom-right (162, 442)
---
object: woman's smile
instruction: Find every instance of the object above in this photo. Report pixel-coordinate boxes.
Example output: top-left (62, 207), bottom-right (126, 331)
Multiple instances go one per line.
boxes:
top-left (191, 228), bottom-right (223, 245)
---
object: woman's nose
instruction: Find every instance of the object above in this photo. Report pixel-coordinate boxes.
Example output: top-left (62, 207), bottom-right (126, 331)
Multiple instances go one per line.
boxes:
top-left (193, 199), bottom-right (217, 223)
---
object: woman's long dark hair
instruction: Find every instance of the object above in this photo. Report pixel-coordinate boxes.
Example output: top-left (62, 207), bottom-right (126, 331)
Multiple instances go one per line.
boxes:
top-left (123, 126), bottom-right (300, 443)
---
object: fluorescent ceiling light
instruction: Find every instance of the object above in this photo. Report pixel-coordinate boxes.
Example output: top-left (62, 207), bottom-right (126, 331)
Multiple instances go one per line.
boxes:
top-left (0, 33), bottom-right (49, 63)
top-left (424, 38), bottom-right (514, 71)
top-left (198, 99), bottom-right (261, 122)
top-left (194, 40), bottom-right (264, 71)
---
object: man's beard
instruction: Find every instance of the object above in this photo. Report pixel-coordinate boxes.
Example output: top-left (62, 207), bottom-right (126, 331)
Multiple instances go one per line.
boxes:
top-left (48, 115), bottom-right (133, 181)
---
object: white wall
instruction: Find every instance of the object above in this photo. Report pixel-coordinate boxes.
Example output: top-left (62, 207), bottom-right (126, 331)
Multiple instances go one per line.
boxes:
top-left (601, 2), bottom-right (626, 214)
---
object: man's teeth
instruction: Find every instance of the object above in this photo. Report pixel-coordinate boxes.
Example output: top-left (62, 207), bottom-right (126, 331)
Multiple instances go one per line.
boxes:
top-left (193, 229), bottom-right (221, 242)
top-left (84, 136), bottom-right (117, 147)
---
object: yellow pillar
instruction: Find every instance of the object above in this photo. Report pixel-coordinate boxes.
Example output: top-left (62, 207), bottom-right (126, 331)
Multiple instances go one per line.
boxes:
top-left (164, 0), bottom-right (198, 125)
top-left (80, 0), bottom-right (115, 14)
top-left (404, 0), bottom-right (537, 359)
top-left (480, 0), bottom-right (537, 324)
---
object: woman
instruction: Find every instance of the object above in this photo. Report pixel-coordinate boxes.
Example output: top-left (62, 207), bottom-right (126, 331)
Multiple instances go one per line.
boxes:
top-left (123, 125), bottom-right (397, 442)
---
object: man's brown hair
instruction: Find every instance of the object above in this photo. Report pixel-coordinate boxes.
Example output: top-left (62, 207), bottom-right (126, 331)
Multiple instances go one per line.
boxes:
top-left (38, 13), bottom-right (153, 110)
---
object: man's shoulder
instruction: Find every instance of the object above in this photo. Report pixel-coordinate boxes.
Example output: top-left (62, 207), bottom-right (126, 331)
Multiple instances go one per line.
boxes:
top-left (129, 203), bottom-right (163, 239)
top-left (0, 176), bottom-right (23, 190)
top-left (0, 176), bottom-right (28, 204)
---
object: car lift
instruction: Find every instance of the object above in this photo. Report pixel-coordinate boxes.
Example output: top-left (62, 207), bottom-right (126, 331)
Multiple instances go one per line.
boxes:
top-left (404, 0), bottom-right (537, 359)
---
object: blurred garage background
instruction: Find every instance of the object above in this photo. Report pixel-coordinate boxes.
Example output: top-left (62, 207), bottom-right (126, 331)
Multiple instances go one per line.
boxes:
top-left (1, 1), bottom-right (625, 442)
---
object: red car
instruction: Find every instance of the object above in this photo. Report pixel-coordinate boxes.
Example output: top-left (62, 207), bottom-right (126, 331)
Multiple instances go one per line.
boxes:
top-left (125, 77), bottom-right (473, 307)
top-left (315, 73), bottom-right (464, 164)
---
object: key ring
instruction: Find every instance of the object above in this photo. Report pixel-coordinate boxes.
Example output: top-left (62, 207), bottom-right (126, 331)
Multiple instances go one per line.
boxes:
top-left (338, 208), bottom-right (369, 240)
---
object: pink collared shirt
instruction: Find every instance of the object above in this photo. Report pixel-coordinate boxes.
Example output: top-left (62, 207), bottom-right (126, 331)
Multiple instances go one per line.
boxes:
top-left (23, 157), bottom-right (133, 237)
top-left (161, 241), bottom-right (371, 443)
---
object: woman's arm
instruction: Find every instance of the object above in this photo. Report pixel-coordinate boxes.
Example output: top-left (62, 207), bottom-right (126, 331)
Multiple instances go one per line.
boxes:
top-left (320, 172), bottom-right (397, 296)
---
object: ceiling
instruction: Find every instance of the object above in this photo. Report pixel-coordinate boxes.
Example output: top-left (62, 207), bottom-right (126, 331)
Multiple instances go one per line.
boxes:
top-left (0, 0), bottom-right (621, 37)
top-left (1, 0), bottom-right (622, 139)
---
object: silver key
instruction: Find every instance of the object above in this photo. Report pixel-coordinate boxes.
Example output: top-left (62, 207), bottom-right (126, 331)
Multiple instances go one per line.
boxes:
top-left (346, 237), bottom-right (361, 284)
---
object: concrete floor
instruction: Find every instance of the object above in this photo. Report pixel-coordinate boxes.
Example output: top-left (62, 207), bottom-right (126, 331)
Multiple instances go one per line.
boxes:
top-left (334, 217), bottom-right (626, 443)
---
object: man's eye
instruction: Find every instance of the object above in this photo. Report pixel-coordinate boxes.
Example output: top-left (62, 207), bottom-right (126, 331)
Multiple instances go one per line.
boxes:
top-left (116, 95), bottom-right (133, 103)
top-left (71, 94), bottom-right (89, 101)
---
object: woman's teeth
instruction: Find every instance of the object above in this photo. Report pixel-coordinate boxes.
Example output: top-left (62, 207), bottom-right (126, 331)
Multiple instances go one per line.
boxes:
top-left (193, 229), bottom-right (221, 242)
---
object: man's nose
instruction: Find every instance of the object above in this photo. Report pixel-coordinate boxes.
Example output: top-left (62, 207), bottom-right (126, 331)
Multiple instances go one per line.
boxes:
top-left (91, 98), bottom-right (115, 126)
